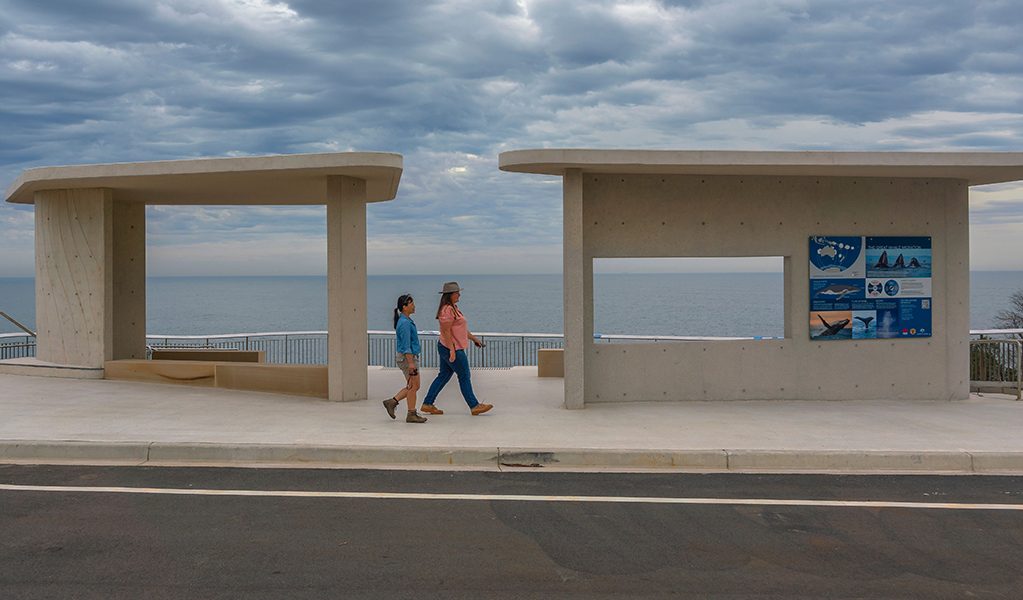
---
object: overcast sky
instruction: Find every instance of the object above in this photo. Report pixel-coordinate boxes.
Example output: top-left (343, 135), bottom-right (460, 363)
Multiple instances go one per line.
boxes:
top-left (1, 0), bottom-right (1021, 277)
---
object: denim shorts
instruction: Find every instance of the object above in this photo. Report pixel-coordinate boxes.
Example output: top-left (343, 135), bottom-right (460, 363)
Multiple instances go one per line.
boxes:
top-left (395, 353), bottom-right (419, 377)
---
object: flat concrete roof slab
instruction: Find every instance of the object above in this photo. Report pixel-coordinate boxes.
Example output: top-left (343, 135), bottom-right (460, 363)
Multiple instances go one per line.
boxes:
top-left (499, 149), bottom-right (1023, 186)
top-left (6, 152), bottom-right (403, 205)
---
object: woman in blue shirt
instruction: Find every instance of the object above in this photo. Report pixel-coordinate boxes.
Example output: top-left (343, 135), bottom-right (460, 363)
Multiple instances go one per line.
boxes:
top-left (383, 294), bottom-right (427, 423)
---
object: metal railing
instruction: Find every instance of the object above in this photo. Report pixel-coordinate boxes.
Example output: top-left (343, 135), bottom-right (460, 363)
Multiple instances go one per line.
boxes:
top-left (0, 333), bottom-right (36, 360)
top-left (369, 331), bottom-right (565, 368)
top-left (969, 338), bottom-right (1022, 400)
top-left (5, 324), bottom-right (1020, 400)
top-left (147, 331), bottom-right (329, 364)
top-left (147, 331), bottom-right (565, 368)
top-left (146, 330), bottom-right (790, 368)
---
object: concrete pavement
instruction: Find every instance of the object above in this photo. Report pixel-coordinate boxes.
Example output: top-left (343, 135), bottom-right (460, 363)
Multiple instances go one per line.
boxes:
top-left (2, 367), bottom-right (1023, 473)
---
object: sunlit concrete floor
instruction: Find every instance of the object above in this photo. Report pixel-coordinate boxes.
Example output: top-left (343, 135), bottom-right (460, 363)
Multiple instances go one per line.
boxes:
top-left (1, 367), bottom-right (1021, 472)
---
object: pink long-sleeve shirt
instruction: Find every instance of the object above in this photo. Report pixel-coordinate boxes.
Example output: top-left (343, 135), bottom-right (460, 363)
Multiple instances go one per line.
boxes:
top-left (438, 305), bottom-right (470, 350)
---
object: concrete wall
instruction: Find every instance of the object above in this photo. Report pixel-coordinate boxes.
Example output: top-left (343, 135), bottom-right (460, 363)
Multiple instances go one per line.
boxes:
top-left (569, 174), bottom-right (970, 403)
top-left (34, 189), bottom-right (147, 367)
top-left (34, 189), bottom-right (113, 367)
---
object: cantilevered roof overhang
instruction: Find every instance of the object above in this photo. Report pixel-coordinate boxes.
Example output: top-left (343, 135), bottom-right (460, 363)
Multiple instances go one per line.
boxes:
top-left (5, 152), bottom-right (403, 205)
top-left (498, 149), bottom-right (1023, 186)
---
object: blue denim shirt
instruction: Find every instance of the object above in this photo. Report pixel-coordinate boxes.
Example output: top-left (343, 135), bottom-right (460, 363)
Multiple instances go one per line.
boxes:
top-left (395, 313), bottom-right (421, 355)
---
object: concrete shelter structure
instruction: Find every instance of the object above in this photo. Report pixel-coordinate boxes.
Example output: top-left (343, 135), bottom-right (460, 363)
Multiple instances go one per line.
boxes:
top-left (5, 152), bottom-right (402, 402)
top-left (499, 149), bottom-right (1023, 409)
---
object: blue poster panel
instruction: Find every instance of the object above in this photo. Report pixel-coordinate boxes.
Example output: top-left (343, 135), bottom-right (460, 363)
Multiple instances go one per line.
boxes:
top-left (809, 236), bottom-right (865, 279)
top-left (809, 236), bottom-right (931, 340)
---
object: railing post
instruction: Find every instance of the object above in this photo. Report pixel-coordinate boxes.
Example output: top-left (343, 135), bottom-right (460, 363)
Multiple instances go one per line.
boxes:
top-left (1017, 340), bottom-right (1022, 402)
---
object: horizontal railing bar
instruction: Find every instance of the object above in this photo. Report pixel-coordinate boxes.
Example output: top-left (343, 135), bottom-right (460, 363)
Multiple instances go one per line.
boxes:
top-left (594, 334), bottom-right (783, 341)
top-left (148, 331), bottom-right (328, 339)
top-left (146, 331), bottom-right (781, 341)
top-left (0, 333), bottom-right (35, 340)
top-left (380, 331), bottom-right (564, 341)
top-left (136, 329), bottom-right (1023, 341)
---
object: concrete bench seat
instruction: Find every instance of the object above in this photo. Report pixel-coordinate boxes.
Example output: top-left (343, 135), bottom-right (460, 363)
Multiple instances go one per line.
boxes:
top-left (105, 360), bottom-right (327, 398)
top-left (151, 349), bottom-right (265, 363)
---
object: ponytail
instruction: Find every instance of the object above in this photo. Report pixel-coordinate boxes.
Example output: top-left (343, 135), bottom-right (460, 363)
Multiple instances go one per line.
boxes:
top-left (394, 294), bottom-right (413, 328)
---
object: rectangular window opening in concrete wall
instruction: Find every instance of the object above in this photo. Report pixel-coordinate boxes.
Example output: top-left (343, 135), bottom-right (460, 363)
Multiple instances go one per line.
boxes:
top-left (593, 257), bottom-right (785, 340)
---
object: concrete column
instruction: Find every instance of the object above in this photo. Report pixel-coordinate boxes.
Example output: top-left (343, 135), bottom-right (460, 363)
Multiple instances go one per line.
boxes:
top-left (783, 255), bottom-right (794, 339)
top-left (563, 169), bottom-right (586, 409)
top-left (327, 176), bottom-right (368, 402)
top-left (34, 188), bottom-right (113, 367)
top-left (944, 180), bottom-right (971, 399)
top-left (112, 201), bottom-right (146, 360)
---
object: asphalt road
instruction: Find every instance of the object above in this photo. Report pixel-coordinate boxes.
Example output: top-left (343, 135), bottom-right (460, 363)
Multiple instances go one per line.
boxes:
top-left (2, 465), bottom-right (1023, 599)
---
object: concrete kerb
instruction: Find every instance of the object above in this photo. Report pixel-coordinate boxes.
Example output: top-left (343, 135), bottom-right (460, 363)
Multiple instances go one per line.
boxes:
top-left (496, 449), bottom-right (728, 470)
top-left (725, 450), bottom-right (976, 473)
top-left (146, 443), bottom-right (499, 468)
top-left (4, 441), bottom-right (1023, 473)
top-left (0, 441), bottom-right (150, 463)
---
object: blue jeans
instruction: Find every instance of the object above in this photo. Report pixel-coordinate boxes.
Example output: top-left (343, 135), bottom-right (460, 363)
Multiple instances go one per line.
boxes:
top-left (423, 342), bottom-right (479, 409)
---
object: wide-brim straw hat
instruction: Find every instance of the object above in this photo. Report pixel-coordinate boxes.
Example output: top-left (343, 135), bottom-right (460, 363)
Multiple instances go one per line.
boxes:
top-left (439, 282), bottom-right (463, 294)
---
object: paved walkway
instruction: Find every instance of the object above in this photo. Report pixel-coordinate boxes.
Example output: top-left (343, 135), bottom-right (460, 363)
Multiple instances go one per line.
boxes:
top-left (2, 368), bottom-right (1023, 473)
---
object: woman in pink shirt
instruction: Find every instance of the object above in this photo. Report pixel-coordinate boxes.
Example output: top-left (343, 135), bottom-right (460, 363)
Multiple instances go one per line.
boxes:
top-left (421, 282), bottom-right (493, 415)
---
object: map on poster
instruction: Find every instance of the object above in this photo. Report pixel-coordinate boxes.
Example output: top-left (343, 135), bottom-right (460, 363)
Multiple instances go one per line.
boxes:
top-left (809, 236), bottom-right (931, 340)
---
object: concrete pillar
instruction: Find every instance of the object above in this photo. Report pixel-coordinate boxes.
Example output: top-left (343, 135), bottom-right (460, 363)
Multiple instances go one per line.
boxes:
top-left (327, 176), bottom-right (368, 402)
top-left (112, 201), bottom-right (146, 360)
top-left (563, 169), bottom-right (587, 409)
top-left (35, 189), bottom-right (114, 367)
top-left (944, 180), bottom-right (971, 399)
top-left (34, 190), bottom-right (148, 367)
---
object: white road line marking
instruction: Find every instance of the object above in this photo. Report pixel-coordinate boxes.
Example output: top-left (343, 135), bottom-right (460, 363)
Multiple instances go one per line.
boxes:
top-left (2, 483), bottom-right (1023, 510)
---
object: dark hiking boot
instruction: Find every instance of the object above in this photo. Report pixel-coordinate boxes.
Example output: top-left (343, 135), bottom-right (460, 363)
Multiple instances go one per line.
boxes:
top-left (406, 411), bottom-right (427, 423)
top-left (382, 397), bottom-right (399, 419)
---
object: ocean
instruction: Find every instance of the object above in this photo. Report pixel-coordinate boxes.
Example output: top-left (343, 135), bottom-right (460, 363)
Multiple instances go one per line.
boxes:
top-left (1, 272), bottom-right (1022, 338)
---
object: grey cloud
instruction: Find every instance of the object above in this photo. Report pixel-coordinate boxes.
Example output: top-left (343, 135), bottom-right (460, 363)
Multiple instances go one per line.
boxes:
top-left (2, 0), bottom-right (1023, 276)
top-left (971, 201), bottom-right (1023, 225)
top-left (659, 0), bottom-right (704, 9)
top-left (528, 1), bottom-right (649, 67)
top-left (949, 134), bottom-right (1023, 149)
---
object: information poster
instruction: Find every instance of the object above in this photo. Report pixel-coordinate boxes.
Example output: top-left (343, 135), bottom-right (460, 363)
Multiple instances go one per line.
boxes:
top-left (809, 236), bottom-right (931, 340)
